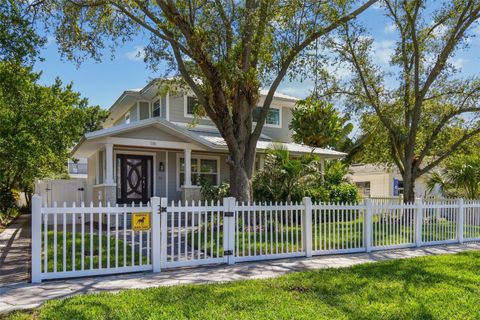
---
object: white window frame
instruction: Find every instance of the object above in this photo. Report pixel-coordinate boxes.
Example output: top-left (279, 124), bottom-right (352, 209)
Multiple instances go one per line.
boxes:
top-left (136, 100), bottom-right (151, 120)
top-left (184, 95), bottom-right (206, 119)
top-left (176, 153), bottom-right (220, 191)
top-left (253, 106), bottom-right (282, 128)
top-left (150, 96), bottom-right (168, 119)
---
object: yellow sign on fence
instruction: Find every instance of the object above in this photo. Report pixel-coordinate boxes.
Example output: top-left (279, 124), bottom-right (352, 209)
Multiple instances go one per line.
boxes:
top-left (132, 212), bottom-right (151, 231)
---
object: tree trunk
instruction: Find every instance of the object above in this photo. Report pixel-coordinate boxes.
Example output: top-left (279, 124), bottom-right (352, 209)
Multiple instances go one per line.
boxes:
top-left (229, 161), bottom-right (252, 203)
top-left (402, 170), bottom-right (416, 204)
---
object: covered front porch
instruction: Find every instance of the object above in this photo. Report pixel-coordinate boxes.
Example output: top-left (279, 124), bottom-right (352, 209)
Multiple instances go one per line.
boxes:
top-left (77, 142), bottom-right (231, 205)
top-left (72, 118), bottom-right (346, 205)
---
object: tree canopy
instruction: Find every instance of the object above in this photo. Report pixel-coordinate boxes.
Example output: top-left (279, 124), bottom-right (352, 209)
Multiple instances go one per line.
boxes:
top-left (317, 0), bottom-right (480, 201)
top-left (0, 63), bottom-right (108, 206)
top-left (36, 0), bottom-right (378, 202)
top-left (0, 1), bottom-right (108, 209)
top-left (0, 0), bottom-right (44, 64)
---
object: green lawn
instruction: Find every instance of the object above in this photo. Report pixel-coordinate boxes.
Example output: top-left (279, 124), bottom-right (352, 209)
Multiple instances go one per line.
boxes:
top-left (7, 251), bottom-right (480, 319)
top-left (188, 216), bottom-right (480, 255)
top-left (43, 231), bottom-right (147, 272)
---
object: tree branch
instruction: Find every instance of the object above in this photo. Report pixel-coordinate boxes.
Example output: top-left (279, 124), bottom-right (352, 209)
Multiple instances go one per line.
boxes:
top-left (251, 0), bottom-right (379, 144)
top-left (419, 127), bottom-right (480, 175)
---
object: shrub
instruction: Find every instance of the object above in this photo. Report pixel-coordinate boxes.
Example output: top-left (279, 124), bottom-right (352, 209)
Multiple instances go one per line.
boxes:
top-left (253, 147), bottom-right (360, 203)
top-left (0, 186), bottom-right (17, 212)
top-left (200, 180), bottom-right (230, 202)
top-left (328, 183), bottom-right (360, 203)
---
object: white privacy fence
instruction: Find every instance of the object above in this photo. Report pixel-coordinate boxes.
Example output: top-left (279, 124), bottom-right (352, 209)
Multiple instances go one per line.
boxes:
top-left (31, 195), bottom-right (480, 283)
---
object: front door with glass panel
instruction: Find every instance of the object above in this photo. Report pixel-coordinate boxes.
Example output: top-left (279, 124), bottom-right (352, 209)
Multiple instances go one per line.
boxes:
top-left (116, 155), bottom-right (153, 204)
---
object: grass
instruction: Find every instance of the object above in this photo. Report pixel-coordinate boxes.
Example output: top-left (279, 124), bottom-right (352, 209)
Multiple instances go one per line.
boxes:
top-left (4, 251), bottom-right (480, 319)
top-left (43, 231), bottom-right (147, 272)
top-left (188, 214), bottom-right (480, 255)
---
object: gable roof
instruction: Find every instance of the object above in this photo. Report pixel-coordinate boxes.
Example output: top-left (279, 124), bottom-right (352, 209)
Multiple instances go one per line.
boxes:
top-left (72, 118), bottom-right (346, 159)
top-left (103, 78), bottom-right (301, 127)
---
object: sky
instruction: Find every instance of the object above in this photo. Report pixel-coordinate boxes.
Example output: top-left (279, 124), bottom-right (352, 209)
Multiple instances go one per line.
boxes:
top-left (33, 3), bottom-right (480, 110)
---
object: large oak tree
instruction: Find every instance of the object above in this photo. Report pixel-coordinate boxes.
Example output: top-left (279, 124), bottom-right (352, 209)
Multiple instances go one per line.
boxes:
top-left (319, 0), bottom-right (480, 202)
top-left (36, 0), bottom-right (377, 202)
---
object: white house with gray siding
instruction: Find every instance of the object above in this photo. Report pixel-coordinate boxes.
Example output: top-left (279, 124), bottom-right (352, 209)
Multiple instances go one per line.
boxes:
top-left (71, 80), bottom-right (346, 204)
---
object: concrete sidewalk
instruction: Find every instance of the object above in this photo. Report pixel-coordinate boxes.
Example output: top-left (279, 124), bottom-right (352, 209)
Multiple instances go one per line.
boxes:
top-left (1, 242), bottom-right (479, 314)
top-left (0, 214), bottom-right (31, 286)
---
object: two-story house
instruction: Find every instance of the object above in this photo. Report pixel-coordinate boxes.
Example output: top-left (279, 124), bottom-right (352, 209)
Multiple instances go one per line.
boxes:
top-left (71, 80), bottom-right (346, 204)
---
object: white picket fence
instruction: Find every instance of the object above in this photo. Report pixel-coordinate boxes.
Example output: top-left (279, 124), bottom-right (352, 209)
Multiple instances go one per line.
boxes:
top-left (31, 195), bottom-right (480, 283)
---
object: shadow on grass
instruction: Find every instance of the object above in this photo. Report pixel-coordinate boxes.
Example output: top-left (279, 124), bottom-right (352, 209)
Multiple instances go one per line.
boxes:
top-left (5, 251), bottom-right (480, 320)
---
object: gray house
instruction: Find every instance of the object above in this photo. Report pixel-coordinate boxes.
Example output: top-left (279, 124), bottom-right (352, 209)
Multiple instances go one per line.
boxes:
top-left (72, 80), bottom-right (345, 204)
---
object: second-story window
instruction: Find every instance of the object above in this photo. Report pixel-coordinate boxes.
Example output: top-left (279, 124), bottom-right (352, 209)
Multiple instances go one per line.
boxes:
top-left (186, 96), bottom-right (200, 115)
top-left (252, 106), bottom-right (281, 127)
top-left (152, 97), bottom-right (167, 119)
top-left (124, 112), bottom-right (130, 124)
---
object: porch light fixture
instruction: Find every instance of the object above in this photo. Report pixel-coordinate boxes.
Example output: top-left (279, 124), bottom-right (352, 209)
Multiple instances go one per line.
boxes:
top-left (159, 161), bottom-right (165, 172)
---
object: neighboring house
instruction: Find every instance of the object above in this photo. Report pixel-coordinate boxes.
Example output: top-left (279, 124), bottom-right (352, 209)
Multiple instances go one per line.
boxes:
top-left (68, 159), bottom-right (88, 179)
top-left (71, 80), bottom-right (346, 204)
top-left (346, 164), bottom-right (434, 198)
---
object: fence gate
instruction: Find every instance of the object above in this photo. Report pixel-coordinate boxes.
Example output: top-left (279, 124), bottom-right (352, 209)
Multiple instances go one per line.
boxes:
top-left (159, 198), bottom-right (234, 268)
top-left (35, 179), bottom-right (86, 207)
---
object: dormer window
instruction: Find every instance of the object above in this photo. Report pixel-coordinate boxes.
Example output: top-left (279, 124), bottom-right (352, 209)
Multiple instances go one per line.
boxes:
top-left (124, 112), bottom-right (131, 124)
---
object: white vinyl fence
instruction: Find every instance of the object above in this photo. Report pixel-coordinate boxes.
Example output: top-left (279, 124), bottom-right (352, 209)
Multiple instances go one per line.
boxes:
top-left (31, 195), bottom-right (480, 283)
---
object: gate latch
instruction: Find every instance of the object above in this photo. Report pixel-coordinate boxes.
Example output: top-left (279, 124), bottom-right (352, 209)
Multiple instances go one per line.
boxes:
top-left (223, 250), bottom-right (233, 256)
top-left (224, 211), bottom-right (234, 217)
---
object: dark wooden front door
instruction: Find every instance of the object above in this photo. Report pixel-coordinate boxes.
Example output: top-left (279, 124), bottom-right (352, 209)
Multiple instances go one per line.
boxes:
top-left (116, 155), bottom-right (153, 204)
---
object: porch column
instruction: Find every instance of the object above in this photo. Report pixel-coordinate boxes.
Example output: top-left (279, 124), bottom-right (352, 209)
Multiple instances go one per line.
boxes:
top-left (105, 143), bottom-right (114, 185)
top-left (184, 148), bottom-right (192, 187)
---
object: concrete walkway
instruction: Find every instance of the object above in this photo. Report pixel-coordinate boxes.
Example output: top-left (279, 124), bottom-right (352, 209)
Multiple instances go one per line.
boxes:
top-left (1, 242), bottom-right (479, 314)
top-left (0, 214), bottom-right (31, 286)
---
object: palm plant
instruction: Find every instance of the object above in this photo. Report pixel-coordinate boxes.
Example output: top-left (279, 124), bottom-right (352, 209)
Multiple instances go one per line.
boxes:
top-left (253, 146), bottom-right (322, 203)
top-left (427, 155), bottom-right (480, 199)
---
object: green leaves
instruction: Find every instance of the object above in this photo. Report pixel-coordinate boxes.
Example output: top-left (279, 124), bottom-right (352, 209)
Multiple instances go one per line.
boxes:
top-left (290, 96), bottom-right (353, 150)
top-left (252, 147), bottom-right (359, 203)
top-left (428, 154), bottom-right (480, 199)
top-left (0, 0), bottom-right (44, 64)
top-left (0, 62), bottom-right (108, 200)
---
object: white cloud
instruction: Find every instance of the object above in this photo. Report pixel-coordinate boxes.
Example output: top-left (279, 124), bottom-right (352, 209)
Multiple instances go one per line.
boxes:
top-left (46, 35), bottom-right (56, 46)
top-left (431, 24), bottom-right (448, 39)
top-left (125, 46), bottom-right (146, 61)
top-left (372, 40), bottom-right (395, 65)
top-left (451, 57), bottom-right (467, 70)
top-left (371, 2), bottom-right (383, 10)
top-left (384, 24), bottom-right (396, 34)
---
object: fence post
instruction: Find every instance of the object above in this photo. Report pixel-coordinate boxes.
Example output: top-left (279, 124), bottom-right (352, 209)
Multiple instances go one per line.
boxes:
top-left (31, 194), bottom-right (42, 283)
top-left (151, 197), bottom-right (161, 273)
top-left (415, 197), bottom-right (423, 247)
top-left (457, 198), bottom-right (464, 244)
top-left (159, 197), bottom-right (168, 268)
top-left (364, 198), bottom-right (373, 252)
top-left (302, 197), bottom-right (313, 257)
top-left (223, 197), bottom-right (236, 265)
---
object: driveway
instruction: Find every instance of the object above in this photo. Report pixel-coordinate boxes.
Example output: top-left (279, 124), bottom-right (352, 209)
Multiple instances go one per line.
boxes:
top-left (0, 214), bottom-right (31, 285)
